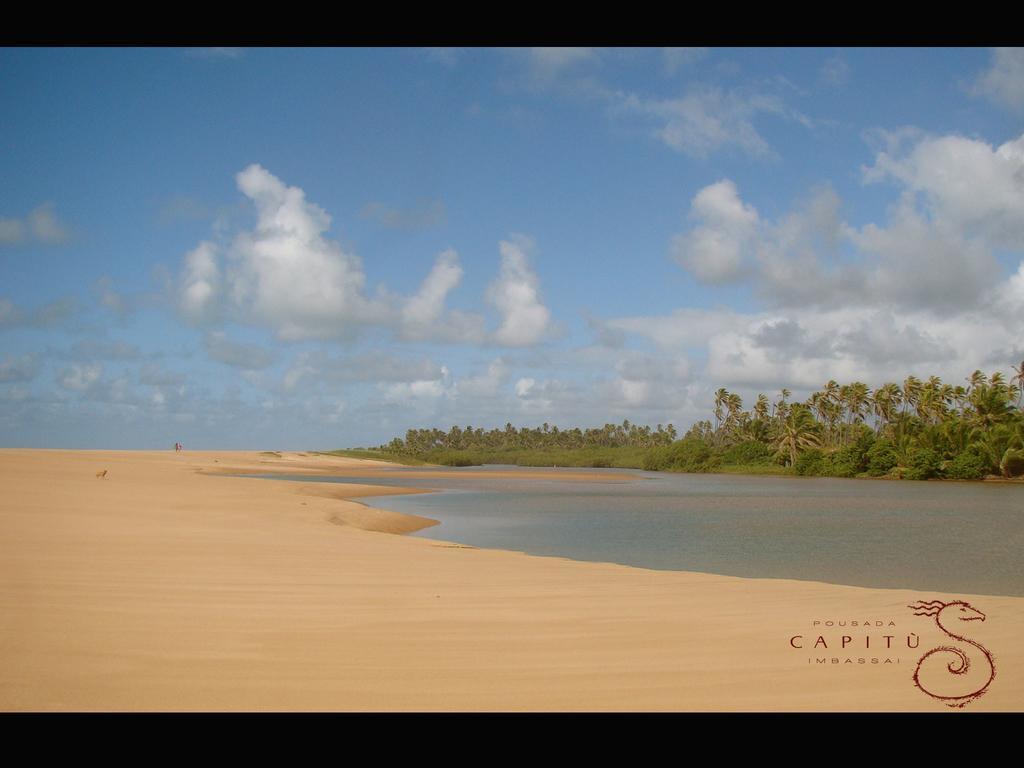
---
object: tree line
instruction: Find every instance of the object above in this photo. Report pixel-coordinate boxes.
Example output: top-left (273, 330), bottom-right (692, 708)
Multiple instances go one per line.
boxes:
top-left (377, 364), bottom-right (1024, 480)
top-left (386, 421), bottom-right (678, 453)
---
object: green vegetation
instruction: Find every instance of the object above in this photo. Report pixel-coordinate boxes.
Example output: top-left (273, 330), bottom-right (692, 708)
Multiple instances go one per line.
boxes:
top-left (317, 449), bottom-right (429, 466)
top-left (363, 364), bottom-right (1024, 481)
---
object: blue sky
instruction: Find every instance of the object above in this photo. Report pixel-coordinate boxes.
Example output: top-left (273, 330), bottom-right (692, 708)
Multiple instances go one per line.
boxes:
top-left (2, 47), bottom-right (1023, 449)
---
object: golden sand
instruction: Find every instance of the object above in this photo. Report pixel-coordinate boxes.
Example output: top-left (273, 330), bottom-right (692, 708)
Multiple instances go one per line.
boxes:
top-left (1, 449), bottom-right (1020, 711)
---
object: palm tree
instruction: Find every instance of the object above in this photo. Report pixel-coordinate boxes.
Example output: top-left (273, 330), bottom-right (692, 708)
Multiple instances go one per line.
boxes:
top-left (753, 394), bottom-right (770, 422)
top-left (774, 406), bottom-right (821, 467)
top-left (824, 380), bottom-right (840, 409)
top-left (951, 385), bottom-right (968, 414)
top-left (844, 382), bottom-right (871, 442)
top-left (967, 370), bottom-right (988, 394)
top-left (940, 418), bottom-right (973, 458)
top-left (1011, 360), bottom-right (1024, 409)
top-left (774, 388), bottom-right (792, 423)
top-left (725, 392), bottom-right (743, 424)
top-left (968, 381), bottom-right (1015, 429)
top-left (902, 375), bottom-right (923, 418)
top-left (808, 391), bottom-right (827, 446)
top-left (873, 382), bottom-right (901, 436)
top-left (713, 388), bottom-right (728, 433)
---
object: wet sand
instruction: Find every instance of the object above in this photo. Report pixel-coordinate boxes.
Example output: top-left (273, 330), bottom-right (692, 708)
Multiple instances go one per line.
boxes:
top-left (1, 449), bottom-right (1020, 711)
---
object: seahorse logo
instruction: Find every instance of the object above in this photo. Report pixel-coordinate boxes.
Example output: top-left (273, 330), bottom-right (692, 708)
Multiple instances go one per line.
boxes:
top-left (908, 599), bottom-right (996, 708)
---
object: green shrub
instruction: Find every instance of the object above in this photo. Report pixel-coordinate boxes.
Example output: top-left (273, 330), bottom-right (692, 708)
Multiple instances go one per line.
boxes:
top-left (795, 448), bottom-right (826, 476)
top-left (638, 438), bottom-right (719, 473)
top-left (662, 438), bottom-right (714, 472)
top-left (643, 447), bottom-right (671, 471)
top-left (720, 440), bottom-right (773, 466)
top-left (850, 425), bottom-right (876, 454)
top-left (904, 447), bottom-right (942, 480)
top-left (824, 427), bottom-right (876, 476)
top-left (436, 451), bottom-right (478, 466)
top-left (822, 445), bottom-right (862, 477)
top-left (1000, 447), bottom-right (1024, 478)
top-left (866, 439), bottom-right (898, 477)
top-left (946, 450), bottom-right (988, 480)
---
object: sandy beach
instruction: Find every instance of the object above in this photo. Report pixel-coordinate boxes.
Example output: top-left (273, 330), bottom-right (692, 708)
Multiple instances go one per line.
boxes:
top-left (0, 448), bottom-right (1020, 711)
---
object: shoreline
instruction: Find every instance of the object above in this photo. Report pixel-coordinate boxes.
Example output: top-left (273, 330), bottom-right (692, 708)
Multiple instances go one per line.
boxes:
top-left (323, 450), bottom-right (1024, 484)
top-left (1, 448), bottom-right (1021, 711)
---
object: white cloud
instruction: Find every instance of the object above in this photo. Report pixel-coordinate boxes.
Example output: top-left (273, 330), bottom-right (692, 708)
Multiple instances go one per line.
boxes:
top-left (0, 204), bottom-right (70, 246)
top-left (95, 276), bottom-right (127, 315)
top-left (455, 358), bottom-right (509, 398)
top-left (667, 182), bottom-right (843, 296)
top-left (992, 261), bottom-right (1024, 328)
top-left (282, 363), bottom-right (314, 392)
top-left (138, 363), bottom-right (186, 387)
top-left (672, 147), bottom-right (1016, 315)
top-left (851, 198), bottom-right (1000, 311)
top-left (0, 297), bottom-right (77, 329)
top-left (93, 276), bottom-right (163, 319)
top-left (204, 331), bottom-right (275, 370)
top-left (754, 184), bottom-right (850, 306)
top-left (399, 249), bottom-right (486, 343)
top-left (610, 298), bottom-right (1024, 398)
top-left (583, 313), bottom-right (627, 349)
top-left (864, 131), bottom-right (1024, 247)
top-left (616, 87), bottom-right (791, 159)
top-left (488, 239), bottom-right (552, 346)
top-left (671, 180), bottom-right (759, 283)
top-left (512, 376), bottom-right (568, 415)
top-left (600, 351), bottom-right (693, 411)
top-left (971, 47), bottom-right (1024, 112)
top-left (0, 354), bottom-right (39, 383)
top-left (178, 241), bottom-right (221, 324)
top-left (818, 55), bottom-right (850, 88)
top-left (58, 363), bottom-right (103, 392)
top-left (176, 165), bottom-right (526, 346)
top-left (226, 164), bottom-right (386, 340)
top-left (282, 350), bottom-right (445, 393)
top-left (69, 339), bottom-right (141, 361)
top-left (630, 167), bottom-right (1024, 392)
top-left (323, 400), bottom-right (347, 425)
top-left (173, 165), bottom-right (385, 339)
top-left (28, 203), bottom-right (70, 244)
top-left (382, 366), bottom-right (452, 404)
top-left (401, 250), bottom-right (460, 326)
top-left (609, 307), bottom-right (748, 349)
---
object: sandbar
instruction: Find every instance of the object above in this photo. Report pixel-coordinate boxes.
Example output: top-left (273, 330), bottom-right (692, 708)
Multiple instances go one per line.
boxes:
top-left (1, 448), bottom-right (1020, 711)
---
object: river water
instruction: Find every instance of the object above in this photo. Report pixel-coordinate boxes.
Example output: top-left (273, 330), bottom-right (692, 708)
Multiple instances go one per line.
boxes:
top-left (266, 467), bottom-right (1024, 596)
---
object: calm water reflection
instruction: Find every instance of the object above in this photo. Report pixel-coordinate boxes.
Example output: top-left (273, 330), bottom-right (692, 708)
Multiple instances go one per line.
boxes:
top-left (272, 467), bottom-right (1024, 596)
